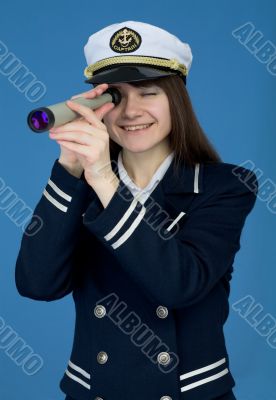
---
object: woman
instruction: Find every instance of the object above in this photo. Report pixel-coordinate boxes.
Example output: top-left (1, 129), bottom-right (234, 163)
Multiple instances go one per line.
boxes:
top-left (15, 21), bottom-right (258, 400)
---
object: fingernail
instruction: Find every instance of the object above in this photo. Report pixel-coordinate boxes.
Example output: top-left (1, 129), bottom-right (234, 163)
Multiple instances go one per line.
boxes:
top-left (71, 95), bottom-right (82, 99)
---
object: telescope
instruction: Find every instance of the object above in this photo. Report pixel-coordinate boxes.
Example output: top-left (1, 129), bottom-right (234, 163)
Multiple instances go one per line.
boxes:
top-left (27, 88), bottom-right (121, 133)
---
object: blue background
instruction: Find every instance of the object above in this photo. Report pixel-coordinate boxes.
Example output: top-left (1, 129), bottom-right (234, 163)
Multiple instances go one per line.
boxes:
top-left (0, 0), bottom-right (275, 399)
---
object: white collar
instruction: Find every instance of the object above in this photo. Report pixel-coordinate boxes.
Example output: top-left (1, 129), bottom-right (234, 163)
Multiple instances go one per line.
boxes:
top-left (117, 150), bottom-right (175, 194)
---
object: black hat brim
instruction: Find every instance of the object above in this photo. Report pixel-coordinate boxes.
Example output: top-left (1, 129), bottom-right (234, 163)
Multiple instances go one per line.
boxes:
top-left (84, 65), bottom-right (178, 85)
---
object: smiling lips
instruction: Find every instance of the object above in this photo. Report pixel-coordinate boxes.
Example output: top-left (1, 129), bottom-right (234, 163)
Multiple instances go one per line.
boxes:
top-left (121, 123), bottom-right (154, 132)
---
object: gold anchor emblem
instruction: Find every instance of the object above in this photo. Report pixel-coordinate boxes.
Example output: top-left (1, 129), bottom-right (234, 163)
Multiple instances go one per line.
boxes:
top-left (110, 27), bottom-right (141, 53)
top-left (118, 29), bottom-right (132, 47)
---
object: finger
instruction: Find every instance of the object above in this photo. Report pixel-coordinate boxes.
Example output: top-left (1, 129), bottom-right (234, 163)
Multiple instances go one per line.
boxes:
top-left (71, 83), bottom-right (109, 99)
top-left (50, 120), bottom-right (92, 133)
top-left (50, 122), bottom-right (109, 141)
top-left (56, 140), bottom-right (95, 158)
top-left (72, 83), bottom-right (108, 98)
top-left (49, 130), bottom-right (104, 146)
top-left (93, 102), bottom-right (115, 121)
top-left (66, 100), bottom-right (107, 129)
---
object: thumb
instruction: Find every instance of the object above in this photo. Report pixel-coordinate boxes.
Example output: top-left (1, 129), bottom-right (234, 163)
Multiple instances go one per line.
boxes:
top-left (94, 102), bottom-right (115, 122)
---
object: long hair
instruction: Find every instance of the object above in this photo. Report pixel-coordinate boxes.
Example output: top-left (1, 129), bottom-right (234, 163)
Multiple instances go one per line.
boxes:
top-left (109, 74), bottom-right (222, 175)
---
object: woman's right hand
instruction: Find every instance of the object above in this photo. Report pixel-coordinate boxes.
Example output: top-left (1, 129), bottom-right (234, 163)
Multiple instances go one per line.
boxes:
top-left (53, 83), bottom-right (110, 178)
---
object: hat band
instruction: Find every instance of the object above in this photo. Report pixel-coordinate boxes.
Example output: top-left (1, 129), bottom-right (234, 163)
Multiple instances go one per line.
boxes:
top-left (84, 56), bottom-right (188, 78)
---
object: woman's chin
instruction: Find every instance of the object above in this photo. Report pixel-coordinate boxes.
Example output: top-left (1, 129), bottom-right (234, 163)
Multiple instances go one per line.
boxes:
top-left (121, 143), bottom-right (154, 154)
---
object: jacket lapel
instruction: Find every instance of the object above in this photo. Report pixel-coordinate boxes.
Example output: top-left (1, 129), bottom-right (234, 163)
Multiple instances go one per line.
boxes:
top-left (161, 160), bottom-right (204, 195)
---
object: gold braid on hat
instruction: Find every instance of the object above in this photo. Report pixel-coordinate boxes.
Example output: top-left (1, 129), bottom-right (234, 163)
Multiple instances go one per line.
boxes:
top-left (84, 55), bottom-right (188, 78)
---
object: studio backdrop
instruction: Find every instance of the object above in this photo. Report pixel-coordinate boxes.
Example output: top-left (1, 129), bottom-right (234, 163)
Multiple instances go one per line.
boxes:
top-left (0, 0), bottom-right (275, 399)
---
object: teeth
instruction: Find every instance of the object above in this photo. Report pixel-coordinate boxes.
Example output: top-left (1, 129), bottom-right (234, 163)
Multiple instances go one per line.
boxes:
top-left (123, 124), bottom-right (152, 131)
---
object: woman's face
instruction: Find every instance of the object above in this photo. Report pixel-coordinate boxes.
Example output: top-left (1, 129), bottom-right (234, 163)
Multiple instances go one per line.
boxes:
top-left (103, 82), bottom-right (172, 154)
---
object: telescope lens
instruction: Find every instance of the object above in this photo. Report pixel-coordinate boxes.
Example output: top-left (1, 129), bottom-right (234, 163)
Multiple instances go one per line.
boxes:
top-left (31, 111), bottom-right (49, 130)
top-left (27, 107), bottom-right (55, 132)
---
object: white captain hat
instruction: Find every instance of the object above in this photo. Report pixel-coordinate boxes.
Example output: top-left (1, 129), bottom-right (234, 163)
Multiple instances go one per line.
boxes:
top-left (83, 20), bottom-right (193, 85)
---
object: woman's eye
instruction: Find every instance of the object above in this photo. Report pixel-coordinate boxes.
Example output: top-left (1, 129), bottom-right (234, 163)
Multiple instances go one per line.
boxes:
top-left (142, 93), bottom-right (157, 96)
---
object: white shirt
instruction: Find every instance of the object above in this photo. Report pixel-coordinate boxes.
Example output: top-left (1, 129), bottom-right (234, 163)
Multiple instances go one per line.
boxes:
top-left (117, 150), bottom-right (175, 204)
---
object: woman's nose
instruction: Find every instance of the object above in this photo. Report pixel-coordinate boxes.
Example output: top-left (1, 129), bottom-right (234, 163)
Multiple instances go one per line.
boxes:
top-left (121, 94), bottom-right (143, 119)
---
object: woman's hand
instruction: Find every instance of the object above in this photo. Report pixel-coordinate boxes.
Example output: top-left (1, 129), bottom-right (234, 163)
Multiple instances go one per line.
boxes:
top-left (49, 83), bottom-right (116, 186)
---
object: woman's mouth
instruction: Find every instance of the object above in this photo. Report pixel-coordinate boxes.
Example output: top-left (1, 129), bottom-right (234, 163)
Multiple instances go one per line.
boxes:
top-left (120, 123), bottom-right (154, 134)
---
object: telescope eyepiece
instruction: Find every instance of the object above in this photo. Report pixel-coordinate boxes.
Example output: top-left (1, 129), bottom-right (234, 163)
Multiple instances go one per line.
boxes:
top-left (104, 87), bottom-right (122, 106)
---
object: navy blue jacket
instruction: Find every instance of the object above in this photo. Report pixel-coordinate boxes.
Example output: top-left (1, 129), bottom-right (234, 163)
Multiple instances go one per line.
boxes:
top-left (15, 157), bottom-right (258, 400)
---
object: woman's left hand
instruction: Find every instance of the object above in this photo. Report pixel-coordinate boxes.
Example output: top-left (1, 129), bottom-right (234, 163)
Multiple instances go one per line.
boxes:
top-left (49, 84), bottom-right (116, 188)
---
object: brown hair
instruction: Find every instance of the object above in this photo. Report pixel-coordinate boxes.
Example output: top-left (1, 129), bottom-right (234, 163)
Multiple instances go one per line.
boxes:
top-left (109, 75), bottom-right (222, 176)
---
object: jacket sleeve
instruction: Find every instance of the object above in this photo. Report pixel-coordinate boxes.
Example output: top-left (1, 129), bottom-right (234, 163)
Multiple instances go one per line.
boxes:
top-left (15, 159), bottom-right (96, 301)
top-left (82, 166), bottom-right (258, 309)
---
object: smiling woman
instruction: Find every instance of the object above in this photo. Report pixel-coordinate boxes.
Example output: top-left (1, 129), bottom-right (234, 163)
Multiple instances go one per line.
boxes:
top-left (102, 81), bottom-right (174, 183)
top-left (15, 20), bottom-right (258, 400)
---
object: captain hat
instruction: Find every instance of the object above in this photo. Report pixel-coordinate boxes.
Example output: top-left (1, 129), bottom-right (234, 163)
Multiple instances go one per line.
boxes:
top-left (83, 21), bottom-right (193, 85)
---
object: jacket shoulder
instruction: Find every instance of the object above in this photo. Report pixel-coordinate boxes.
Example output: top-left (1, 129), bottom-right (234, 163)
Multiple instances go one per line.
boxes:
top-left (201, 161), bottom-right (258, 195)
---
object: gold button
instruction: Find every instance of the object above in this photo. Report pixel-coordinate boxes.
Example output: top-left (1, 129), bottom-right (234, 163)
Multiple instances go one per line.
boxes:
top-left (156, 306), bottom-right (168, 319)
top-left (97, 351), bottom-right (108, 364)
top-left (94, 305), bottom-right (106, 318)
top-left (157, 352), bottom-right (170, 365)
